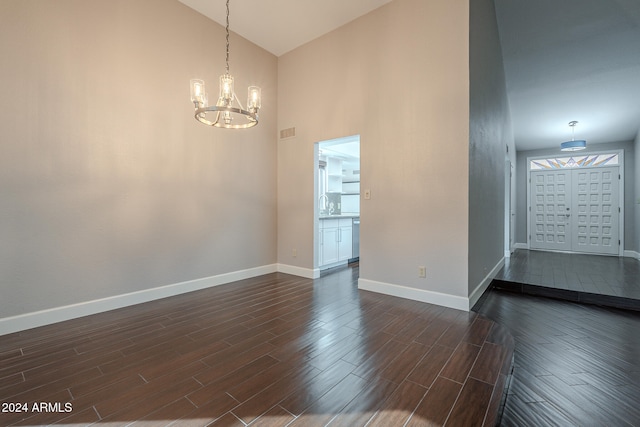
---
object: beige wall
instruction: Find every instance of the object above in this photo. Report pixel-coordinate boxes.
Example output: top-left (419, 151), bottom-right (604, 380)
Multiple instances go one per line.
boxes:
top-left (0, 0), bottom-right (277, 320)
top-left (277, 0), bottom-right (471, 304)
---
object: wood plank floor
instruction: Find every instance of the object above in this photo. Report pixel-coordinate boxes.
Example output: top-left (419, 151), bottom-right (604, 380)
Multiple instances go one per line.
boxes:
top-left (0, 265), bottom-right (512, 426)
top-left (475, 288), bottom-right (640, 426)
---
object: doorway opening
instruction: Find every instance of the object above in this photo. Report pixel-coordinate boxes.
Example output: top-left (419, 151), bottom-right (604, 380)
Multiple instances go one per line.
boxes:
top-left (314, 135), bottom-right (360, 273)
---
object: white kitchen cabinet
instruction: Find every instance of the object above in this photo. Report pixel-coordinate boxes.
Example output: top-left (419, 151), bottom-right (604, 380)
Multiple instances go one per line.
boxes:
top-left (327, 157), bottom-right (343, 193)
top-left (342, 181), bottom-right (360, 194)
top-left (337, 221), bottom-right (352, 261)
top-left (320, 226), bottom-right (339, 266)
top-left (319, 218), bottom-right (352, 268)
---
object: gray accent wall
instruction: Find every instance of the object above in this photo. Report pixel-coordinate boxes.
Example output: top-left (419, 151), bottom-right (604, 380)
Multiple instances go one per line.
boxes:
top-left (635, 130), bottom-right (640, 253)
top-left (0, 0), bottom-right (278, 319)
top-left (468, 0), bottom-right (515, 294)
top-left (515, 141), bottom-right (637, 251)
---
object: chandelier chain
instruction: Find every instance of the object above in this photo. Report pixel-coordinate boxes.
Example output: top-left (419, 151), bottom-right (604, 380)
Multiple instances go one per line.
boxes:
top-left (225, 0), bottom-right (230, 74)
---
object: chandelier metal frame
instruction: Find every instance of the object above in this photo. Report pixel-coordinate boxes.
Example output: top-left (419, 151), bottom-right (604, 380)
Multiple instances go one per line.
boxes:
top-left (190, 0), bottom-right (260, 129)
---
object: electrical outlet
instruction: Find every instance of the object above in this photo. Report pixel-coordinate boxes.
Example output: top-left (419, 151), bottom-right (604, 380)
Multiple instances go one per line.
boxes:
top-left (418, 266), bottom-right (427, 278)
top-left (292, 248), bottom-right (297, 257)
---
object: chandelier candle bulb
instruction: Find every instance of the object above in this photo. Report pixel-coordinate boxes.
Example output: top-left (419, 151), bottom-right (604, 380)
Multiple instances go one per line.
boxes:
top-left (190, 79), bottom-right (205, 106)
top-left (219, 74), bottom-right (234, 106)
top-left (248, 86), bottom-right (261, 111)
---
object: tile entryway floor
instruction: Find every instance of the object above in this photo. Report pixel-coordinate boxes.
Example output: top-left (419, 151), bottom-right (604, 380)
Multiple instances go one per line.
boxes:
top-left (492, 249), bottom-right (640, 311)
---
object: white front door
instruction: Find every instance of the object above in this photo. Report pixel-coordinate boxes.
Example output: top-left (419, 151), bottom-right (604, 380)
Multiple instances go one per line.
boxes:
top-left (572, 167), bottom-right (619, 254)
top-left (530, 167), bottom-right (620, 255)
top-left (531, 170), bottom-right (572, 251)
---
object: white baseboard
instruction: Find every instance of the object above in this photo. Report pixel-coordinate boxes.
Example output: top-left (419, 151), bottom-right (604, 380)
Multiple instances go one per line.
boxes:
top-left (624, 250), bottom-right (640, 261)
top-left (277, 263), bottom-right (320, 279)
top-left (511, 247), bottom-right (638, 260)
top-left (0, 264), bottom-right (278, 337)
top-left (469, 257), bottom-right (505, 310)
top-left (358, 258), bottom-right (505, 313)
top-left (358, 278), bottom-right (469, 312)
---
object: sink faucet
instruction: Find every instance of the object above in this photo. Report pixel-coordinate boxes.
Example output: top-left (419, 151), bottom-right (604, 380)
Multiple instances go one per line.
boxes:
top-left (318, 193), bottom-right (328, 214)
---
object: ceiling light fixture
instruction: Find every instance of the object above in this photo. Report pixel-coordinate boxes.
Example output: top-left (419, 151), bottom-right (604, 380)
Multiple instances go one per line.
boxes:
top-left (560, 121), bottom-right (586, 151)
top-left (189, 0), bottom-right (260, 129)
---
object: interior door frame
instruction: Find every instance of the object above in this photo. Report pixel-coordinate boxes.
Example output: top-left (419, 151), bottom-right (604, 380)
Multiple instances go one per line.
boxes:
top-left (504, 159), bottom-right (514, 258)
top-left (526, 149), bottom-right (625, 256)
top-left (314, 135), bottom-right (361, 273)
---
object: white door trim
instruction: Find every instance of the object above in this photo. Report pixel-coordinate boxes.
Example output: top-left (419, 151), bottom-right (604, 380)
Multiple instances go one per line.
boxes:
top-left (504, 159), bottom-right (512, 258)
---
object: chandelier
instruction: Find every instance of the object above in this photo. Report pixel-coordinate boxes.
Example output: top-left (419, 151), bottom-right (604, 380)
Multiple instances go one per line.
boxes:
top-left (190, 0), bottom-right (261, 129)
top-left (560, 121), bottom-right (586, 151)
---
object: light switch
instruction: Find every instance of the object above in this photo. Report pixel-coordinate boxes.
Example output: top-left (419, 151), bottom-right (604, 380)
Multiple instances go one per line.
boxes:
top-left (364, 189), bottom-right (371, 200)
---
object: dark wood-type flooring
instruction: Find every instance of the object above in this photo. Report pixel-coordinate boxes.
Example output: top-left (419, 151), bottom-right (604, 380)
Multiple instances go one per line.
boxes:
top-left (475, 288), bottom-right (640, 426)
top-left (493, 249), bottom-right (640, 311)
top-left (0, 265), bottom-right (513, 426)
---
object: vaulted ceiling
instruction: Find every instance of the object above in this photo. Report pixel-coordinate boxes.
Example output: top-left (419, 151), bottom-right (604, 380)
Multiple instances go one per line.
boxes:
top-left (494, 0), bottom-right (640, 151)
top-left (179, 0), bottom-right (640, 151)
top-left (177, 0), bottom-right (392, 56)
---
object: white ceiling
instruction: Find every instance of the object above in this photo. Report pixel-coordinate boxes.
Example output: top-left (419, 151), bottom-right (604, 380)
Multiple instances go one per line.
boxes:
top-left (494, 0), bottom-right (640, 151)
top-left (177, 0), bottom-right (392, 57)
top-left (319, 136), bottom-right (361, 170)
top-left (179, 0), bottom-right (640, 151)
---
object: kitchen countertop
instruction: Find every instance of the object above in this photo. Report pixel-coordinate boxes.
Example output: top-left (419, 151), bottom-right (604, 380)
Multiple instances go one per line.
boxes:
top-left (319, 213), bottom-right (360, 219)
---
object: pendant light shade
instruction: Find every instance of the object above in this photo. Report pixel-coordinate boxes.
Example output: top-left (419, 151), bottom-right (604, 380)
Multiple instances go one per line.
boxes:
top-left (560, 139), bottom-right (587, 151)
top-left (560, 121), bottom-right (586, 151)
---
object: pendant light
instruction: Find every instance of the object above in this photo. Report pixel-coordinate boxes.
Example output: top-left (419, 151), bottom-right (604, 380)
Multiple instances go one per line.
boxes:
top-left (560, 121), bottom-right (586, 151)
top-left (190, 0), bottom-right (261, 129)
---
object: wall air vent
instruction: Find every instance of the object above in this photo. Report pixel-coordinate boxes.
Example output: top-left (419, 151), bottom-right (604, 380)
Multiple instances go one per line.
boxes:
top-left (280, 127), bottom-right (296, 139)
